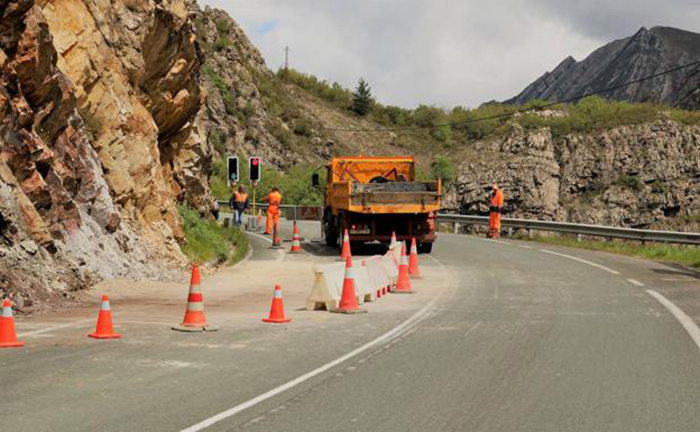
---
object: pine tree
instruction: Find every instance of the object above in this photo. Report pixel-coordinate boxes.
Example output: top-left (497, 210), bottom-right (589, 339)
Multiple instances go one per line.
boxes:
top-left (352, 78), bottom-right (372, 116)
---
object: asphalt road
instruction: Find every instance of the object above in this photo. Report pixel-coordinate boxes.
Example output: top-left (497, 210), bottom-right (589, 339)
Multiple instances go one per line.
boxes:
top-left (2, 222), bottom-right (700, 432)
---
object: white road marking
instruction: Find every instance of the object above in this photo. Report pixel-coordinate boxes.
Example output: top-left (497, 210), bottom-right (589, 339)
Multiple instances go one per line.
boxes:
top-left (17, 320), bottom-right (92, 338)
top-left (661, 278), bottom-right (696, 282)
top-left (519, 245), bottom-right (534, 250)
top-left (247, 231), bottom-right (272, 243)
top-left (246, 232), bottom-right (285, 262)
top-left (646, 290), bottom-right (700, 351)
top-left (627, 279), bottom-right (645, 287)
top-left (540, 249), bottom-right (620, 275)
top-left (464, 322), bottom-right (482, 337)
top-left (182, 256), bottom-right (451, 432)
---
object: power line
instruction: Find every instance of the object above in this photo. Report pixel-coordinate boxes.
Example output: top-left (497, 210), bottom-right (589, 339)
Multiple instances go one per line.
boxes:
top-left (321, 59), bottom-right (700, 133)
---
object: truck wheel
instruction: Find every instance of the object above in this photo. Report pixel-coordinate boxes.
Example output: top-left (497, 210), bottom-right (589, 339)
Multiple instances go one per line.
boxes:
top-left (418, 242), bottom-right (433, 254)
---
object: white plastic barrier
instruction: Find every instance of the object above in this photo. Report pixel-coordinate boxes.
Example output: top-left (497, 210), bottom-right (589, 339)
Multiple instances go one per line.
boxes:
top-left (306, 260), bottom-right (375, 311)
top-left (360, 256), bottom-right (391, 296)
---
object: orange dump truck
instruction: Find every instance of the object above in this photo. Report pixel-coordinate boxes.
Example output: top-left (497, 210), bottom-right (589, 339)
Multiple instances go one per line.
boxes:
top-left (318, 157), bottom-right (441, 253)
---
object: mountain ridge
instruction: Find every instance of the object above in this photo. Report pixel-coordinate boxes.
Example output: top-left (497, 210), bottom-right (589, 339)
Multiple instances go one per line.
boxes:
top-left (507, 26), bottom-right (700, 109)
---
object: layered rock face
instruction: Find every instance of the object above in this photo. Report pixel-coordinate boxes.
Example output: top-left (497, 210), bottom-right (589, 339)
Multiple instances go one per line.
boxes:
top-left (452, 121), bottom-right (700, 230)
top-left (0, 0), bottom-right (212, 310)
top-left (508, 27), bottom-right (700, 110)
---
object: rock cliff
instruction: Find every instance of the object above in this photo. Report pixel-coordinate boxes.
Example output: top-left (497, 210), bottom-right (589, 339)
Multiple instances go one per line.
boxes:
top-left (0, 0), bottom-right (212, 310)
top-left (451, 121), bottom-right (700, 231)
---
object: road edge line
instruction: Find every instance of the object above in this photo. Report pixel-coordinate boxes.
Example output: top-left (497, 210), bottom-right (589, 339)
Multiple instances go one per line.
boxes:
top-left (646, 289), bottom-right (700, 351)
top-left (540, 249), bottom-right (620, 275)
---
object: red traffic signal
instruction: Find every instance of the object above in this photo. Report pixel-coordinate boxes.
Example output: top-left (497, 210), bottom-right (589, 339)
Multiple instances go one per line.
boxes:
top-left (249, 157), bottom-right (261, 181)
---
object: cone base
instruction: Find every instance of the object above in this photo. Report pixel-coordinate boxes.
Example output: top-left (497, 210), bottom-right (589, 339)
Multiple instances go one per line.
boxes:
top-left (270, 245), bottom-right (284, 250)
top-left (88, 333), bottom-right (121, 339)
top-left (172, 324), bottom-right (219, 332)
top-left (289, 249), bottom-right (302, 253)
top-left (0, 341), bottom-right (25, 348)
top-left (262, 318), bottom-right (292, 323)
top-left (332, 307), bottom-right (368, 314)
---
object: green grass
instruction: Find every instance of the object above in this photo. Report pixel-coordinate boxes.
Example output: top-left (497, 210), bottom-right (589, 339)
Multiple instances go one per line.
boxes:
top-left (178, 205), bottom-right (249, 265)
top-left (528, 234), bottom-right (700, 269)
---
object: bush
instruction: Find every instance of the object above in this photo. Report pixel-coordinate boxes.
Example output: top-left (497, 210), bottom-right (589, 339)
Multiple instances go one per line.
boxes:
top-left (215, 37), bottom-right (232, 51)
top-left (431, 124), bottom-right (452, 142)
top-left (209, 129), bottom-right (227, 155)
top-left (214, 17), bottom-right (231, 35)
top-left (616, 174), bottom-right (642, 191)
top-left (430, 155), bottom-right (457, 184)
top-left (178, 205), bottom-right (249, 265)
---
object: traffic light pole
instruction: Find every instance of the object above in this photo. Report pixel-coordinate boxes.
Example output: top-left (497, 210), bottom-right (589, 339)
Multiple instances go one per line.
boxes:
top-left (252, 184), bottom-right (256, 230)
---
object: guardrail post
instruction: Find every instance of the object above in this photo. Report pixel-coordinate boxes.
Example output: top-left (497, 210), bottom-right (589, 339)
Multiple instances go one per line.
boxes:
top-left (527, 228), bottom-right (533, 239)
top-left (453, 222), bottom-right (459, 234)
top-left (576, 234), bottom-right (582, 243)
top-left (507, 227), bottom-right (513, 237)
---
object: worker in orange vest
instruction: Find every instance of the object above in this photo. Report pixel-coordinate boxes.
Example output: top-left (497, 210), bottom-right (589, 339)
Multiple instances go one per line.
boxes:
top-left (489, 183), bottom-right (504, 238)
top-left (229, 185), bottom-right (249, 226)
top-left (262, 187), bottom-right (282, 235)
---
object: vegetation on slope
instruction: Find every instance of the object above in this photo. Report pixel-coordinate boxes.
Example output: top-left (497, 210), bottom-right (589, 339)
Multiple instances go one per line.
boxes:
top-left (284, 68), bottom-right (700, 144)
top-left (211, 157), bottom-right (326, 205)
top-left (178, 205), bottom-right (249, 265)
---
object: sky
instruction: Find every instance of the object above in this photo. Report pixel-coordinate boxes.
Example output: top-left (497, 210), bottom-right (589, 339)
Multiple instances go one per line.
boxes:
top-left (199, 0), bottom-right (700, 109)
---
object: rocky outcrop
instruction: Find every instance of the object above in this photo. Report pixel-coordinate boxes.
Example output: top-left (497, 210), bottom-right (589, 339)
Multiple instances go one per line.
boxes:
top-left (452, 121), bottom-right (700, 231)
top-left (508, 27), bottom-right (700, 110)
top-left (0, 0), bottom-right (212, 311)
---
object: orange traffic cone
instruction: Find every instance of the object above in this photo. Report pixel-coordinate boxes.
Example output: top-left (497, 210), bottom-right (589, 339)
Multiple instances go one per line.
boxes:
top-left (257, 209), bottom-right (263, 232)
top-left (408, 238), bottom-right (422, 279)
top-left (271, 224), bottom-right (283, 249)
top-left (0, 299), bottom-right (24, 348)
top-left (88, 295), bottom-right (121, 339)
top-left (339, 228), bottom-right (351, 261)
top-left (333, 257), bottom-right (367, 314)
top-left (262, 285), bottom-right (291, 323)
top-left (394, 243), bottom-right (414, 294)
top-left (289, 221), bottom-right (302, 253)
top-left (173, 264), bottom-right (218, 332)
top-left (390, 231), bottom-right (398, 248)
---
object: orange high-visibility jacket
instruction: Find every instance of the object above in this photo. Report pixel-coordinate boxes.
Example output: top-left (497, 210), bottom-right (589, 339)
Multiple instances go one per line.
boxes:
top-left (234, 192), bottom-right (249, 203)
top-left (265, 191), bottom-right (282, 207)
top-left (490, 189), bottom-right (504, 210)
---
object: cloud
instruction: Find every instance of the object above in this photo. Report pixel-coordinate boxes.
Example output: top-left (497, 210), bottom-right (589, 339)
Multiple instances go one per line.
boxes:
top-left (199, 0), bottom-right (700, 108)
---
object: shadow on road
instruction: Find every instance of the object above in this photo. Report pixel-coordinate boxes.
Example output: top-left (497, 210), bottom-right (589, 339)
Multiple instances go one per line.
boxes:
top-left (652, 263), bottom-right (700, 280)
top-left (302, 241), bottom-right (390, 258)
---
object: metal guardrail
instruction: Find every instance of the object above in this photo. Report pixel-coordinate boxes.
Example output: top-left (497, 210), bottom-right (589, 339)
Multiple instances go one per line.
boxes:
top-left (436, 214), bottom-right (700, 246)
top-left (216, 200), bottom-right (700, 246)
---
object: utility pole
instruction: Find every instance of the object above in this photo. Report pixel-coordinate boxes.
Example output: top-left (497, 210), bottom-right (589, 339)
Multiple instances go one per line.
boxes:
top-left (283, 46), bottom-right (290, 81)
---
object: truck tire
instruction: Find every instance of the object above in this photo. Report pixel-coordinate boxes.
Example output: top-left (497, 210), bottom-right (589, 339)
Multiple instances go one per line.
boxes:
top-left (418, 242), bottom-right (433, 254)
top-left (324, 210), bottom-right (338, 247)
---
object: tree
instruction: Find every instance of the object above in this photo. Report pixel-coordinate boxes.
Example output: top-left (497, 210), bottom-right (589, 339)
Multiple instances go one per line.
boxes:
top-left (352, 78), bottom-right (372, 116)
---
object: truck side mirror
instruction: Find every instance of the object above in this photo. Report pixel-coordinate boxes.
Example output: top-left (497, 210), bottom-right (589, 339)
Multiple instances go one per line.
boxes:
top-left (311, 173), bottom-right (320, 187)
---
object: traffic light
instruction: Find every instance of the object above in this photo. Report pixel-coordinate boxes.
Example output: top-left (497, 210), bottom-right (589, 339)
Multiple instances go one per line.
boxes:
top-left (249, 157), bottom-right (261, 182)
top-left (227, 156), bottom-right (239, 185)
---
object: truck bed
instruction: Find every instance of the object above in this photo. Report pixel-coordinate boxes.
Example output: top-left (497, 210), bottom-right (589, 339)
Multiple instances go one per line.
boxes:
top-left (330, 181), bottom-right (441, 213)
